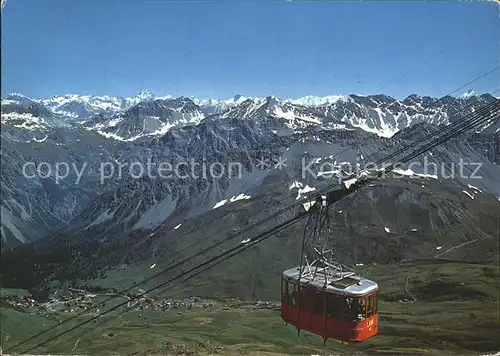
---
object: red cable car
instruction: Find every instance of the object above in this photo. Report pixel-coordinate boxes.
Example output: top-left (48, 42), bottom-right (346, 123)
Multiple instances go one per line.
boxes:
top-left (280, 193), bottom-right (379, 344)
top-left (280, 264), bottom-right (379, 343)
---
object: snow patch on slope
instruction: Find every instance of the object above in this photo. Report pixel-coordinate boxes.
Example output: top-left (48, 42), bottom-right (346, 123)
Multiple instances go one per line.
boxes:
top-left (1, 112), bottom-right (46, 130)
top-left (213, 193), bottom-right (251, 209)
top-left (462, 190), bottom-right (475, 199)
top-left (185, 168), bottom-right (269, 219)
top-left (289, 181), bottom-right (316, 200)
top-left (392, 168), bottom-right (438, 180)
top-left (467, 184), bottom-right (483, 193)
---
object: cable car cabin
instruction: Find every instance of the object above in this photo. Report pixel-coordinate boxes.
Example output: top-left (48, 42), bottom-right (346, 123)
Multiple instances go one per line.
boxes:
top-left (281, 266), bottom-right (379, 343)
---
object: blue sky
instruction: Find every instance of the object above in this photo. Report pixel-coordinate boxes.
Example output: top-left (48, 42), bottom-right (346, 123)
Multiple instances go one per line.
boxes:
top-left (1, 0), bottom-right (499, 100)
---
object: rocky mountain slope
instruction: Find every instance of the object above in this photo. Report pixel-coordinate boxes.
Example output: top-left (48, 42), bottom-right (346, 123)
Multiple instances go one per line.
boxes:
top-left (1, 90), bottom-right (498, 250)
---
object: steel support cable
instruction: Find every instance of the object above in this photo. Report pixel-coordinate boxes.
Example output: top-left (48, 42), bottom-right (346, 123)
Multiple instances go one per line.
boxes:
top-left (349, 103), bottom-right (499, 194)
top-left (365, 17), bottom-right (498, 97)
top-left (354, 66), bottom-right (500, 168)
top-left (328, 95), bottom-right (498, 193)
top-left (35, 213), bottom-right (309, 355)
top-left (300, 101), bottom-right (500, 214)
top-left (343, 105), bottom-right (499, 273)
top-left (392, 103), bottom-right (499, 168)
top-left (288, 101), bottom-right (499, 226)
top-left (358, 79), bottom-right (500, 172)
top-left (354, 100), bottom-right (500, 183)
top-left (14, 96), bottom-right (499, 354)
top-left (369, 98), bottom-right (499, 170)
top-left (47, 218), bottom-right (305, 356)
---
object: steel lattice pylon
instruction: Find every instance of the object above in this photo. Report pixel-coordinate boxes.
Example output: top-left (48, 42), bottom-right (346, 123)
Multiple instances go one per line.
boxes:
top-left (298, 194), bottom-right (356, 287)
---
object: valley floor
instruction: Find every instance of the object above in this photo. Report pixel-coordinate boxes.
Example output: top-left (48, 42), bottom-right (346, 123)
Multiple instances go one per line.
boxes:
top-left (1, 262), bottom-right (499, 355)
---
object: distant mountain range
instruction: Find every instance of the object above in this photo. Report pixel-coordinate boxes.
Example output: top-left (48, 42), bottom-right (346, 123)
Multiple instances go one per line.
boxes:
top-left (2, 90), bottom-right (498, 141)
top-left (1, 90), bottom-right (498, 251)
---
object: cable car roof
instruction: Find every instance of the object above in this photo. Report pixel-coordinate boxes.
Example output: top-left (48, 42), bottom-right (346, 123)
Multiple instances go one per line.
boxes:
top-left (282, 266), bottom-right (378, 296)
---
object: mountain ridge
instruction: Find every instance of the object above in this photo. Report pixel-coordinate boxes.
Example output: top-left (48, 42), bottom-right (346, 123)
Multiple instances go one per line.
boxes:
top-left (2, 90), bottom-right (497, 142)
top-left (1, 90), bottom-right (498, 247)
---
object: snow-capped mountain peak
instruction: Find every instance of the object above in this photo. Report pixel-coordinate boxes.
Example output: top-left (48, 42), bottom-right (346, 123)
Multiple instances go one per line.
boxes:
top-left (135, 89), bottom-right (155, 101)
top-left (4, 92), bottom-right (32, 100)
top-left (196, 94), bottom-right (260, 106)
top-left (460, 89), bottom-right (476, 99)
top-left (287, 94), bottom-right (347, 106)
top-left (227, 94), bottom-right (247, 105)
top-left (1, 93), bottom-right (34, 106)
top-left (125, 89), bottom-right (155, 107)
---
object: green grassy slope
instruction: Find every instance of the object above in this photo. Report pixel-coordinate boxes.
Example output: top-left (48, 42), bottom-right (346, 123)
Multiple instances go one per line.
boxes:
top-left (2, 261), bottom-right (498, 355)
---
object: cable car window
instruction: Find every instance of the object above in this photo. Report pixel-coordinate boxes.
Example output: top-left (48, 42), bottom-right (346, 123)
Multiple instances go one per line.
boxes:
top-left (344, 297), bottom-right (366, 321)
top-left (367, 293), bottom-right (374, 317)
top-left (343, 297), bottom-right (356, 319)
top-left (358, 298), bottom-right (367, 320)
top-left (299, 287), bottom-right (315, 311)
top-left (287, 281), bottom-right (297, 306)
top-left (326, 293), bottom-right (342, 317)
top-left (298, 287), bottom-right (308, 310)
top-left (282, 279), bottom-right (286, 304)
top-left (314, 291), bottom-right (324, 315)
